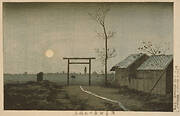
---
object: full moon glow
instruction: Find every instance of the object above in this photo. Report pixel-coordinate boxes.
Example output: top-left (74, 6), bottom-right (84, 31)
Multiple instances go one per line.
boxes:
top-left (45, 49), bottom-right (54, 58)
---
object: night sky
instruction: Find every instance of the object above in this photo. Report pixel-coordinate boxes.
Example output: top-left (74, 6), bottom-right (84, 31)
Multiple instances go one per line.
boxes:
top-left (3, 2), bottom-right (173, 74)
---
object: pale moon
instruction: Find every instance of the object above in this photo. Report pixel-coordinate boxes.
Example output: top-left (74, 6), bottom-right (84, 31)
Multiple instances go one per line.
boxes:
top-left (45, 49), bottom-right (54, 58)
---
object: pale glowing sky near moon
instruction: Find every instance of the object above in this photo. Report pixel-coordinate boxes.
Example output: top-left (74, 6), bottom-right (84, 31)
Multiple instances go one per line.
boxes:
top-left (3, 2), bottom-right (173, 74)
top-left (45, 49), bottom-right (54, 58)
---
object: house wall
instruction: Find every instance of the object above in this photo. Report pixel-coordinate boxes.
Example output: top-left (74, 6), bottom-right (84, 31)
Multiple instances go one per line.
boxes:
top-left (166, 61), bottom-right (173, 94)
top-left (115, 68), bottom-right (129, 87)
top-left (136, 70), bottom-right (166, 95)
top-left (114, 54), bottom-right (149, 88)
top-left (115, 69), bottom-right (168, 95)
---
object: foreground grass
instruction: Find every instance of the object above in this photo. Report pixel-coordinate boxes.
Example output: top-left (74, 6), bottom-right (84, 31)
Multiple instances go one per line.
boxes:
top-left (4, 80), bottom-right (66, 110)
top-left (4, 80), bottom-right (172, 111)
top-left (4, 81), bottom-right (120, 110)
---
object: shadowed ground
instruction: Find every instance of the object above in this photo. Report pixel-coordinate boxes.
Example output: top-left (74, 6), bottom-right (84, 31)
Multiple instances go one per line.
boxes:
top-left (4, 80), bottom-right (172, 111)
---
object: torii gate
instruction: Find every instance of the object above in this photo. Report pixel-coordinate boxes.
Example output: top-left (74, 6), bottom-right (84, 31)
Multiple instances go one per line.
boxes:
top-left (63, 57), bottom-right (96, 86)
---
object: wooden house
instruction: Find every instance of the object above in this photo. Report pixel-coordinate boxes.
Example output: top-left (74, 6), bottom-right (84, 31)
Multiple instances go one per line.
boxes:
top-left (111, 54), bottom-right (173, 95)
top-left (110, 53), bottom-right (149, 87)
top-left (136, 55), bottom-right (173, 95)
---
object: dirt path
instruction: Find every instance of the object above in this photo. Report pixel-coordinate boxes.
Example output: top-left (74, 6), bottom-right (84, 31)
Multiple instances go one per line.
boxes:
top-left (64, 85), bottom-right (122, 110)
top-left (79, 86), bottom-right (128, 111)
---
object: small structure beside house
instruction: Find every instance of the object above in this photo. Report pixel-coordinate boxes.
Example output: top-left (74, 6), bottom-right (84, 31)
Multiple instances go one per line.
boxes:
top-left (111, 54), bottom-right (173, 95)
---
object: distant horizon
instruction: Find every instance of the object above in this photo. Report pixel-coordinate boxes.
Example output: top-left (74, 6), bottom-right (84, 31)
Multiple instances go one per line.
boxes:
top-left (4, 71), bottom-right (114, 75)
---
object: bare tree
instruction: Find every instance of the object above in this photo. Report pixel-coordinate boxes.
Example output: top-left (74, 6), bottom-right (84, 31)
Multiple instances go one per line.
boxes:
top-left (138, 41), bottom-right (170, 55)
top-left (89, 4), bottom-right (116, 86)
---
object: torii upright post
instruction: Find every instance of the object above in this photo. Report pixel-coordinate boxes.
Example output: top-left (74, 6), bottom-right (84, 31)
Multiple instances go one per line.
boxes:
top-left (89, 59), bottom-right (91, 86)
top-left (67, 59), bottom-right (70, 86)
top-left (63, 57), bottom-right (95, 86)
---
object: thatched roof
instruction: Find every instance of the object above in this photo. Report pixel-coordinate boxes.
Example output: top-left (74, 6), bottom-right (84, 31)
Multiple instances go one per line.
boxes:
top-left (111, 53), bottom-right (146, 71)
top-left (137, 55), bottom-right (173, 70)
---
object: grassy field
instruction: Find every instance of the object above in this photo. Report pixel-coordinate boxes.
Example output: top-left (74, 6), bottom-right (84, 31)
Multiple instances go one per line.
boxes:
top-left (4, 79), bottom-right (173, 111)
top-left (4, 73), bottom-right (115, 86)
top-left (4, 80), bottom-right (120, 110)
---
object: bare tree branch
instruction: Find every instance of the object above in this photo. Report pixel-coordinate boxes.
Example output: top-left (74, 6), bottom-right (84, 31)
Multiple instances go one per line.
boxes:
top-left (96, 31), bottom-right (115, 40)
top-left (88, 4), bottom-right (110, 28)
top-left (107, 31), bottom-right (115, 39)
top-left (138, 41), bottom-right (170, 55)
top-left (95, 48), bottom-right (117, 65)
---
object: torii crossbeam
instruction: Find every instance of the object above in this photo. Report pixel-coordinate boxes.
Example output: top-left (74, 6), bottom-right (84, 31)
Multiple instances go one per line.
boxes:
top-left (63, 57), bottom-right (96, 86)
